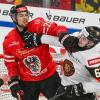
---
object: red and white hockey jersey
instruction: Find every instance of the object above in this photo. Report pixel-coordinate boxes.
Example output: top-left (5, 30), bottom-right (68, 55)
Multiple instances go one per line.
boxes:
top-left (3, 17), bottom-right (67, 81)
top-left (40, 33), bottom-right (100, 93)
top-left (61, 43), bottom-right (100, 93)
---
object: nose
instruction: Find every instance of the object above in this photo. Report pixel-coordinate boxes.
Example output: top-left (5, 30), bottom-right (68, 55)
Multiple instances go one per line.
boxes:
top-left (23, 15), bottom-right (28, 19)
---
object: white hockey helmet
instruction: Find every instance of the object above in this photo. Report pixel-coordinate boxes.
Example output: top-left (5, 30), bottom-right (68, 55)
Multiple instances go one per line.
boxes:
top-left (81, 26), bottom-right (100, 44)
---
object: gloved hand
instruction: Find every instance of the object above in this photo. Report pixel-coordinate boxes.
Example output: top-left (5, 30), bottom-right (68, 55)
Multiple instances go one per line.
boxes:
top-left (22, 31), bottom-right (42, 48)
top-left (49, 83), bottom-right (85, 100)
top-left (8, 78), bottom-right (24, 98)
top-left (65, 82), bottom-right (85, 97)
top-left (0, 78), bottom-right (4, 87)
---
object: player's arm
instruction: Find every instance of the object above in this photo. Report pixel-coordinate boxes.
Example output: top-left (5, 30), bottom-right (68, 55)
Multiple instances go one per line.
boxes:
top-left (23, 33), bottom-right (64, 48)
top-left (40, 33), bottom-right (85, 52)
top-left (3, 41), bottom-right (19, 78)
top-left (22, 18), bottom-right (80, 50)
top-left (30, 17), bottom-right (67, 36)
top-left (22, 29), bottom-right (83, 52)
top-left (22, 17), bottom-right (67, 48)
top-left (3, 40), bottom-right (24, 98)
top-left (22, 32), bottom-right (78, 49)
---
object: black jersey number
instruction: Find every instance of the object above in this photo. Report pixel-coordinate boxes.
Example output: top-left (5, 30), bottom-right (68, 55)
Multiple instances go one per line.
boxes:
top-left (94, 67), bottom-right (100, 78)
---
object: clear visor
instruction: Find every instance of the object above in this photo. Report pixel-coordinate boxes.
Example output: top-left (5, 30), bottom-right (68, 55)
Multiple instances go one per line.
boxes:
top-left (80, 27), bottom-right (99, 43)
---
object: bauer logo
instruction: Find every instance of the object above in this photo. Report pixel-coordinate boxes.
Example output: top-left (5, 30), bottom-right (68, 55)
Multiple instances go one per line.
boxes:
top-left (0, 10), bottom-right (9, 16)
top-left (46, 12), bottom-right (85, 24)
top-left (0, 9), bottom-right (34, 18)
top-left (88, 57), bottom-right (100, 66)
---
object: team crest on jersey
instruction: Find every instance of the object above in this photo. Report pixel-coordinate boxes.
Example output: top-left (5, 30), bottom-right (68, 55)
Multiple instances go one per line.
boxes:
top-left (24, 55), bottom-right (41, 74)
top-left (88, 57), bottom-right (100, 66)
top-left (63, 59), bottom-right (75, 76)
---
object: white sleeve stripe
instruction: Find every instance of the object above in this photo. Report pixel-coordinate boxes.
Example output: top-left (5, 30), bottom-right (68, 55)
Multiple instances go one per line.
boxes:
top-left (42, 22), bottom-right (53, 34)
top-left (4, 59), bottom-right (15, 62)
top-left (9, 81), bottom-right (19, 88)
top-left (4, 55), bottom-right (14, 58)
top-left (61, 35), bottom-right (69, 44)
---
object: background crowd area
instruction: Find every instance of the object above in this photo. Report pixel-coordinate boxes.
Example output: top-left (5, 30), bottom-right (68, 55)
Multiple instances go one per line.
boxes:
top-left (0, 0), bottom-right (100, 13)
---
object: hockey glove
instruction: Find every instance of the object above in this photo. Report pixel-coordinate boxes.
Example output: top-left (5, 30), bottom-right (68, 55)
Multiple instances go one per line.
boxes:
top-left (48, 85), bottom-right (66, 100)
top-left (8, 78), bottom-right (24, 98)
top-left (65, 82), bottom-right (85, 97)
top-left (0, 78), bottom-right (4, 87)
top-left (59, 32), bottom-right (80, 52)
top-left (23, 31), bottom-right (42, 48)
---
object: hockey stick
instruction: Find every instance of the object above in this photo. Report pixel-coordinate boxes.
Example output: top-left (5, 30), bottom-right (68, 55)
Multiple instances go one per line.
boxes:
top-left (48, 91), bottom-right (66, 100)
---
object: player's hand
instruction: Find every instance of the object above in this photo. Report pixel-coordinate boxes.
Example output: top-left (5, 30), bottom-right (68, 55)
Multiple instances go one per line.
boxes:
top-left (22, 31), bottom-right (42, 48)
top-left (49, 83), bottom-right (85, 100)
top-left (65, 82), bottom-right (85, 97)
top-left (8, 78), bottom-right (24, 98)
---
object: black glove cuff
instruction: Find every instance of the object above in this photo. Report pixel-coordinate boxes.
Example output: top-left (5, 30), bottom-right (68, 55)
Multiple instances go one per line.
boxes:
top-left (0, 78), bottom-right (4, 86)
top-left (64, 82), bottom-right (85, 97)
top-left (8, 78), bottom-right (22, 98)
top-left (8, 79), bottom-right (19, 87)
top-left (37, 35), bottom-right (42, 45)
top-left (59, 32), bottom-right (67, 43)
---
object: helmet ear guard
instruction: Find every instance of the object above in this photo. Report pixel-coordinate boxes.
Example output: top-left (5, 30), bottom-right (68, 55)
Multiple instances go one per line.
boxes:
top-left (9, 6), bottom-right (17, 22)
top-left (81, 26), bottom-right (100, 44)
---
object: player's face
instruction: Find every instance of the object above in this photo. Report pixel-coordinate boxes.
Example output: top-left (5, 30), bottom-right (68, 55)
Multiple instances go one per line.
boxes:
top-left (78, 35), bottom-right (94, 48)
top-left (17, 11), bottom-right (29, 27)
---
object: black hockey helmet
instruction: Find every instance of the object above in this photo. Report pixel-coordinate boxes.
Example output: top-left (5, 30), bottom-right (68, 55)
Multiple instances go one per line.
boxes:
top-left (9, 4), bottom-right (29, 23)
top-left (81, 26), bottom-right (100, 44)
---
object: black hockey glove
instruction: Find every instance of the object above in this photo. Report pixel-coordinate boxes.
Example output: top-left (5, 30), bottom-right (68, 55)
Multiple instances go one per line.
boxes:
top-left (8, 78), bottom-right (24, 98)
top-left (23, 31), bottom-right (42, 48)
top-left (0, 78), bottom-right (4, 87)
top-left (49, 83), bottom-right (85, 100)
top-left (65, 82), bottom-right (85, 97)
